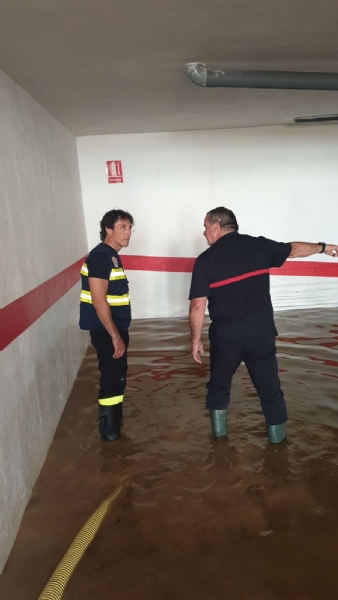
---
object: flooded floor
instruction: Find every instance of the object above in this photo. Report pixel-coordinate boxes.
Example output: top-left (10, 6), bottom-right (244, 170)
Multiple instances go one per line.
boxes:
top-left (1, 308), bottom-right (338, 599)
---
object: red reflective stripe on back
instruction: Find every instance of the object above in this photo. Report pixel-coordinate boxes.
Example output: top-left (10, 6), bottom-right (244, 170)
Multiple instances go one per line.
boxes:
top-left (209, 268), bottom-right (270, 288)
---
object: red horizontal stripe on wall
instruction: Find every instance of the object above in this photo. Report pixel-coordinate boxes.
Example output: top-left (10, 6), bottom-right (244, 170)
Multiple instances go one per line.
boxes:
top-left (271, 261), bottom-right (338, 277)
top-left (0, 258), bottom-right (83, 351)
top-left (122, 255), bottom-right (195, 272)
top-left (1, 255), bottom-right (337, 351)
top-left (122, 255), bottom-right (338, 277)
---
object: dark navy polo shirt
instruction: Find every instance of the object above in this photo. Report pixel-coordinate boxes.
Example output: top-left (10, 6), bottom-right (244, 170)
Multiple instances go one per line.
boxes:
top-left (79, 243), bottom-right (131, 333)
top-left (189, 232), bottom-right (291, 342)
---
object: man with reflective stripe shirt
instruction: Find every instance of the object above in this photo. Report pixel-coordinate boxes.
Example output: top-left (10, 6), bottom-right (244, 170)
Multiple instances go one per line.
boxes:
top-left (189, 207), bottom-right (338, 443)
top-left (79, 209), bottom-right (134, 441)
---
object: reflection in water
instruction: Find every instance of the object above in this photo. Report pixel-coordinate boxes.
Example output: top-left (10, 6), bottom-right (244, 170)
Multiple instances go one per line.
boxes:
top-left (2, 308), bottom-right (338, 600)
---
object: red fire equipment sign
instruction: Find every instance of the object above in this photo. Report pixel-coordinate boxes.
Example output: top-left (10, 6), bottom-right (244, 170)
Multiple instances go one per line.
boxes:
top-left (106, 160), bottom-right (123, 183)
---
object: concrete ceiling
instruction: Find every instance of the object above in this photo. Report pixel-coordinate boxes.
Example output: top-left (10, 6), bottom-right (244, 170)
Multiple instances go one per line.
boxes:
top-left (1, 0), bottom-right (338, 136)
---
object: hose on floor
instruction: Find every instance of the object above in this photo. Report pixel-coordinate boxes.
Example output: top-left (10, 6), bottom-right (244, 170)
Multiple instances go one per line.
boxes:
top-left (37, 483), bottom-right (124, 600)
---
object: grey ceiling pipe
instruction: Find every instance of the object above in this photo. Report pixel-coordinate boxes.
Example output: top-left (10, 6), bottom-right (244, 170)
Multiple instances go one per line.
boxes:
top-left (186, 62), bottom-right (338, 91)
top-left (294, 114), bottom-right (338, 123)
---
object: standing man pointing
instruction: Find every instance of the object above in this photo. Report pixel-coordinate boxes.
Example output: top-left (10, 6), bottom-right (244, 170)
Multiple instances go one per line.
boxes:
top-left (189, 207), bottom-right (338, 444)
top-left (80, 209), bottom-right (134, 441)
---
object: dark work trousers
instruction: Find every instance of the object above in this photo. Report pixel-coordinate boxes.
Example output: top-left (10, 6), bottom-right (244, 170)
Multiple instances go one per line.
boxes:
top-left (206, 337), bottom-right (287, 426)
top-left (90, 329), bottom-right (129, 402)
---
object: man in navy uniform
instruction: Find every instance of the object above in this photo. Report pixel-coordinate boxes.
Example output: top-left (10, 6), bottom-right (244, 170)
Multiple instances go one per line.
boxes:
top-left (189, 207), bottom-right (338, 443)
top-left (80, 209), bottom-right (134, 441)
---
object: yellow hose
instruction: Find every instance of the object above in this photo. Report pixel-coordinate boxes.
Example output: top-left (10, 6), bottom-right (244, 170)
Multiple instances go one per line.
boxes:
top-left (38, 483), bottom-right (123, 600)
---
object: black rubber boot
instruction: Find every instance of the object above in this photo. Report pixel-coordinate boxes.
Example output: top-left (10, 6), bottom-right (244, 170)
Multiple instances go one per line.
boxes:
top-left (209, 409), bottom-right (227, 438)
top-left (118, 402), bottom-right (124, 428)
top-left (98, 404), bottom-right (121, 441)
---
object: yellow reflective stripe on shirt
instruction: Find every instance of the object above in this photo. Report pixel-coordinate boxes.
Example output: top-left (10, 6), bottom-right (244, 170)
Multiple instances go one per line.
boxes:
top-left (106, 294), bottom-right (130, 306)
top-left (99, 395), bottom-right (124, 406)
top-left (109, 268), bottom-right (126, 281)
top-left (81, 263), bottom-right (88, 276)
top-left (80, 290), bottom-right (130, 306)
top-left (80, 290), bottom-right (92, 303)
top-left (81, 263), bottom-right (126, 280)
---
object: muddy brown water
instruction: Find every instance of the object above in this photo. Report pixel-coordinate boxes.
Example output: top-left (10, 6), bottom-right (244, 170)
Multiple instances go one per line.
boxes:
top-left (1, 308), bottom-right (338, 600)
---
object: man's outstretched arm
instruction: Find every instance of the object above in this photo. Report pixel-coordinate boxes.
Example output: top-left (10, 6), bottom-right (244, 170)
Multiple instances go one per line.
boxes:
top-left (189, 297), bottom-right (207, 364)
top-left (289, 242), bottom-right (338, 259)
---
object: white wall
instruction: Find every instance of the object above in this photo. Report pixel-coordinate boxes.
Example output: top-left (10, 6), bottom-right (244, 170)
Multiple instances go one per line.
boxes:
top-left (0, 69), bottom-right (88, 571)
top-left (77, 126), bottom-right (338, 318)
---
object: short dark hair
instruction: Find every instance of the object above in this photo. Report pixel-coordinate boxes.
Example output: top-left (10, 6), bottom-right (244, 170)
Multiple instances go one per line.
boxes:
top-left (206, 207), bottom-right (238, 231)
top-left (100, 209), bottom-right (134, 241)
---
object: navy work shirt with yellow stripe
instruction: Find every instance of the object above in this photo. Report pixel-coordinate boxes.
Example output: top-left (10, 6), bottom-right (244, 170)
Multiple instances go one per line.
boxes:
top-left (79, 243), bottom-right (131, 332)
top-left (189, 232), bottom-right (291, 343)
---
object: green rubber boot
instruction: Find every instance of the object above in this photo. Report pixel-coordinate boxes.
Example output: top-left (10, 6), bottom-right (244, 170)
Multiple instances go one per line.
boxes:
top-left (209, 409), bottom-right (227, 438)
top-left (268, 423), bottom-right (286, 444)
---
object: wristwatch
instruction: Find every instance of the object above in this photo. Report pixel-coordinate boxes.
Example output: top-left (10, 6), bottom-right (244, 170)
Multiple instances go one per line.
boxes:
top-left (318, 242), bottom-right (326, 253)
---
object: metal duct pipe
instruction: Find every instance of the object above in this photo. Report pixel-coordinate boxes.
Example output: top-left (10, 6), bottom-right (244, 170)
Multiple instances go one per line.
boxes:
top-left (186, 62), bottom-right (338, 91)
